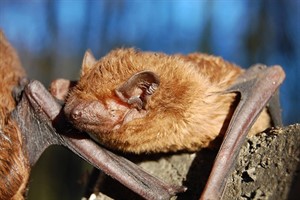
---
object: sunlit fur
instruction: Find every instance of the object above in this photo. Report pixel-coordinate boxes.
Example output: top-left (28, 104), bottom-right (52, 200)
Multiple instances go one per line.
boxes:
top-left (66, 48), bottom-right (271, 154)
top-left (0, 31), bottom-right (29, 200)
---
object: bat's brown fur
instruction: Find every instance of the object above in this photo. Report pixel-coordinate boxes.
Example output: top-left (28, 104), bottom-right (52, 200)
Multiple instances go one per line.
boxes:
top-left (65, 48), bottom-right (271, 154)
top-left (0, 31), bottom-right (30, 199)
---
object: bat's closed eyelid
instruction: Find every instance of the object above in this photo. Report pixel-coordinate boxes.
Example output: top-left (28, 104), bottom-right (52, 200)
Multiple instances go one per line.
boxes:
top-left (106, 99), bottom-right (130, 115)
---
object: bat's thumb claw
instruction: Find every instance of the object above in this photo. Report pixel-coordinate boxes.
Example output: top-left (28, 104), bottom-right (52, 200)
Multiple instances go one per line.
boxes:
top-left (167, 185), bottom-right (187, 196)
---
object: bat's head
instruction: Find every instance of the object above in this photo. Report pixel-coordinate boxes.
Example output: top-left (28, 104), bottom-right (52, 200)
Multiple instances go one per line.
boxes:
top-left (64, 49), bottom-right (162, 144)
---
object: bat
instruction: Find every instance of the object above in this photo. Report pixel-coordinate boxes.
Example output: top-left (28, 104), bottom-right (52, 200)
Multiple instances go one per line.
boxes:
top-left (0, 30), bottom-right (29, 200)
top-left (56, 48), bottom-right (285, 199)
top-left (0, 31), bottom-right (185, 200)
top-left (63, 49), bottom-right (278, 153)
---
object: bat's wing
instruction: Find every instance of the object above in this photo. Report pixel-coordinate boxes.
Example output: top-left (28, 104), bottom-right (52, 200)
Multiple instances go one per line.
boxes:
top-left (268, 89), bottom-right (283, 127)
top-left (12, 80), bottom-right (186, 200)
top-left (200, 65), bottom-right (285, 200)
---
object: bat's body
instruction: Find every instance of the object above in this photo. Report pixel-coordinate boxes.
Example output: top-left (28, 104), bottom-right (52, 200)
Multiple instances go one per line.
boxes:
top-left (65, 48), bottom-right (271, 154)
top-left (0, 31), bottom-right (29, 199)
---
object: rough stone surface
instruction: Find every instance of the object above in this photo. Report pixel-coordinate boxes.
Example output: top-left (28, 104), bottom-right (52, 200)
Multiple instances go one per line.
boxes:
top-left (84, 124), bottom-right (300, 200)
top-left (223, 124), bottom-right (300, 200)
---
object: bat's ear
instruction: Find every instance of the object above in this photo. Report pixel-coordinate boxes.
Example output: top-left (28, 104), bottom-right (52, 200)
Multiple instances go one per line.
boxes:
top-left (115, 71), bottom-right (160, 110)
top-left (81, 49), bottom-right (97, 76)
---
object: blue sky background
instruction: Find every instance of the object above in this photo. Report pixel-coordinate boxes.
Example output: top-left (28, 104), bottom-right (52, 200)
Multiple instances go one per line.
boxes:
top-left (0, 1), bottom-right (299, 199)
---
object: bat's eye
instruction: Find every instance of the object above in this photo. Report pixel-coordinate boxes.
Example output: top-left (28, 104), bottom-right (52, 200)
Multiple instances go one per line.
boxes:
top-left (106, 100), bottom-right (129, 121)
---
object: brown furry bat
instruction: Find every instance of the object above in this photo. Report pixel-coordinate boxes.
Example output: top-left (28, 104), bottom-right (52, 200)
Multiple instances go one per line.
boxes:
top-left (0, 31), bottom-right (29, 200)
top-left (64, 48), bottom-right (271, 154)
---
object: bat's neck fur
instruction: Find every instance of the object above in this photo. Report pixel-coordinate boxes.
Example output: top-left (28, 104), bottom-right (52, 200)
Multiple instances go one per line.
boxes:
top-left (69, 48), bottom-right (271, 154)
top-left (0, 31), bottom-right (30, 200)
